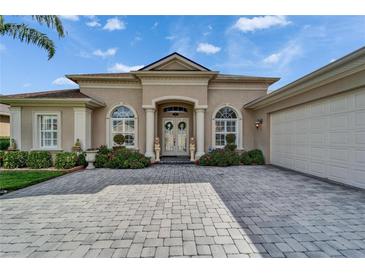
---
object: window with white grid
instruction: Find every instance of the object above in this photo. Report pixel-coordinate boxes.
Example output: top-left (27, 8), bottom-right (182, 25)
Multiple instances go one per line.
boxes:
top-left (214, 107), bottom-right (238, 147)
top-left (111, 106), bottom-right (136, 147)
top-left (38, 115), bottom-right (59, 149)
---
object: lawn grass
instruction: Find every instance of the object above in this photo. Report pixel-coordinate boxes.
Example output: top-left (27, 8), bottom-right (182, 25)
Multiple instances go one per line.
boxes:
top-left (0, 170), bottom-right (65, 192)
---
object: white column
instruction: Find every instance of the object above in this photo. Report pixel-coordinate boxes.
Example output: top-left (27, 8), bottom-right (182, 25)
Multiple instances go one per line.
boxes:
top-left (74, 108), bottom-right (92, 150)
top-left (10, 107), bottom-right (21, 150)
top-left (145, 108), bottom-right (155, 159)
top-left (195, 108), bottom-right (205, 159)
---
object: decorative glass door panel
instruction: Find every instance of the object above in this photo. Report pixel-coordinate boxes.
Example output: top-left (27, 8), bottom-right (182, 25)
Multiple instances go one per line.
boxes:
top-left (162, 118), bottom-right (189, 156)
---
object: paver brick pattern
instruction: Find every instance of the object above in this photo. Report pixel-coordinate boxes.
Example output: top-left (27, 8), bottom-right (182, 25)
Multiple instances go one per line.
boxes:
top-left (1, 165), bottom-right (365, 258)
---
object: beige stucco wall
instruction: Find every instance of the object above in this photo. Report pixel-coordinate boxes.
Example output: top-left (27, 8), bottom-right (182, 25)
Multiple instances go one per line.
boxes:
top-left (142, 84), bottom-right (208, 106)
top-left (251, 69), bottom-right (365, 163)
top-left (206, 83), bottom-right (267, 151)
top-left (80, 86), bottom-right (145, 152)
top-left (78, 80), bottom-right (269, 154)
top-left (20, 106), bottom-right (74, 151)
top-left (0, 115), bottom-right (10, 136)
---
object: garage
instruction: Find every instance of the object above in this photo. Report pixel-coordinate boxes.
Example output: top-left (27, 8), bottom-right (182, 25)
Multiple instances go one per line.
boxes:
top-left (270, 89), bottom-right (365, 188)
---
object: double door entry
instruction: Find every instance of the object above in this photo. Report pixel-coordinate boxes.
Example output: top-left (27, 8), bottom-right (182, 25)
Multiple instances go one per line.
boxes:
top-left (162, 118), bottom-right (189, 156)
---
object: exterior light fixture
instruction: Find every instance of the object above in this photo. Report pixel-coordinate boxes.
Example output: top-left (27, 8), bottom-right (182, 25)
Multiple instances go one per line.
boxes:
top-left (255, 118), bottom-right (263, 129)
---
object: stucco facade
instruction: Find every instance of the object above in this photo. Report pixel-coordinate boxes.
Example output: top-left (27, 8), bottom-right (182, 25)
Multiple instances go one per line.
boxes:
top-left (1, 49), bottom-right (364, 185)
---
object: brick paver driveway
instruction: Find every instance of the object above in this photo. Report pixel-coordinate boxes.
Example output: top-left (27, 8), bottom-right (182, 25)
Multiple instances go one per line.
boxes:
top-left (1, 165), bottom-right (365, 258)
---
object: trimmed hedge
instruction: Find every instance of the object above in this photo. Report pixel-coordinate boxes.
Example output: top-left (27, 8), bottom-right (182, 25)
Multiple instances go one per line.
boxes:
top-left (0, 151), bottom-right (4, 167)
top-left (55, 152), bottom-right (78, 169)
top-left (0, 137), bottom-right (10, 151)
top-left (3, 151), bottom-right (29, 169)
top-left (27, 151), bottom-right (52, 169)
top-left (199, 149), bottom-right (240, 167)
top-left (240, 149), bottom-right (265, 165)
top-left (94, 145), bottom-right (150, 169)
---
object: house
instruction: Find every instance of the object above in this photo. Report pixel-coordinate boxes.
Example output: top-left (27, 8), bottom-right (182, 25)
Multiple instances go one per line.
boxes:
top-left (0, 103), bottom-right (10, 137)
top-left (1, 49), bottom-right (364, 188)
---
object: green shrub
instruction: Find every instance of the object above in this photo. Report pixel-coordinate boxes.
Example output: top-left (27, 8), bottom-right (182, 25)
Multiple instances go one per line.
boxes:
top-left (3, 151), bottom-right (29, 169)
top-left (113, 134), bottom-right (125, 146)
top-left (0, 151), bottom-right (4, 167)
top-left (0, 137), bottom-right (10, 150)
top-left (77, 152), bottom-right (87, 167)
top-left (55, 152), bottom-right (78, 169)
top-left (94, 146), bottom-right (150, 169)
top-left (225, 133), bottom-right (236, 144)
top-left (240, 149), bottom-right (265, 165)
top-left (199, 149), bottom-right (240, 167)
top-left (95, 145), bottom-right (112, 168)
top-left (27, 151), bottom-right (52, 169)
top-left (224, 143), bottom-right (237, 151)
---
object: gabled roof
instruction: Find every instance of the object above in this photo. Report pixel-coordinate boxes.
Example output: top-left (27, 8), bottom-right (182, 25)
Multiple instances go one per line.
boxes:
top-left (138, 52), bottom-right (211, 71)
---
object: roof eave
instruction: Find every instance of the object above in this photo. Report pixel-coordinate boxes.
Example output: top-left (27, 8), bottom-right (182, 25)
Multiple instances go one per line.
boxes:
top-left (244, 46), bottom-right (365, 110)
top-left (0, 97), bottom-right (106, 109)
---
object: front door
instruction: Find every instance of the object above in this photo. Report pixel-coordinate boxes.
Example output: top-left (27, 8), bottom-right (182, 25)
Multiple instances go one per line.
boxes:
top-left (162, 118), bottom-right (189, 156)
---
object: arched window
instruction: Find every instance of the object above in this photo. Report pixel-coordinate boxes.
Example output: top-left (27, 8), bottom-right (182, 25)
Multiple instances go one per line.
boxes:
top-left (111, 106), bottom-right (136, 147)
top-left (214, 106), bottom-right (239, 147)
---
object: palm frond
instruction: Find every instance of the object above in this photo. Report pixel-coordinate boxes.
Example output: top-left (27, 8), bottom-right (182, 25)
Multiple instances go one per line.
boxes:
top-left (0, 23), bottom-right (55, 59)
top-left (31, 15), bottom-right (65, 37)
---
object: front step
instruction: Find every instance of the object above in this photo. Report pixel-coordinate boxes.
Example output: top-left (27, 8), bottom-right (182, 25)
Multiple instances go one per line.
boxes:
top-left (157, 156), bottom-right (194, 165)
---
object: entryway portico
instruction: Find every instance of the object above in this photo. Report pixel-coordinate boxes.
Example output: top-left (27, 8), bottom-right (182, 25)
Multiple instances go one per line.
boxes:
top-left (142, 95), bottom-right (208, 160)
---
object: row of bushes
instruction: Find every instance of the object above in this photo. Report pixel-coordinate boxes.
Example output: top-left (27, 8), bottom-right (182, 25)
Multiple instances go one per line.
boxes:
top-left (95, 145), bottom-right (150, 169)
top-left (198, 149), bottom-right (265, 167)
top-left (0, 150), bottom-right (86, 169)
top-left (0, 137), bottom-right (10, 151)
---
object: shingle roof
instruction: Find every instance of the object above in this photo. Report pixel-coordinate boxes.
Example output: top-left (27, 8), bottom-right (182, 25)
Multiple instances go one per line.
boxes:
top-left (1, 89), bottom-right (90, 99)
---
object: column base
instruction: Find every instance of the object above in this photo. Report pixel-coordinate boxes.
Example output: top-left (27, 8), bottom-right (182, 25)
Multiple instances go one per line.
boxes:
top-left (145, 152), bottom-right (155, 160)
top-left (195, 151), bottom-right (205, 159)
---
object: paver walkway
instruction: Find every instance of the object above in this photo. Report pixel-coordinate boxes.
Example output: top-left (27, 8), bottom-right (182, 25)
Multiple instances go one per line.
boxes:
top-left (1, 165), bottom-right (365, 258)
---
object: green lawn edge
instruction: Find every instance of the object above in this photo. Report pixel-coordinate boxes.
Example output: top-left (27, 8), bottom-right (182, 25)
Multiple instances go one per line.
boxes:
top-left (0, 171), bottom-right (65, 192)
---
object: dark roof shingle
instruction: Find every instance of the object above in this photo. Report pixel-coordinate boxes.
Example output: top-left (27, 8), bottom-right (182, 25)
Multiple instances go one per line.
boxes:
top-left (1, 89), bottom-right (89, 99)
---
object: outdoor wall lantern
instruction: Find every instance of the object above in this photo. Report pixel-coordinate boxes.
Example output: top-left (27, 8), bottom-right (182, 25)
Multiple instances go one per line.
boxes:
top-left (255, 118), bottom-right (263, 129)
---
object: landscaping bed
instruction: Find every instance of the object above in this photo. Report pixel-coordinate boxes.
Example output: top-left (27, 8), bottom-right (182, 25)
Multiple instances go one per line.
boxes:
top-left (0, 170), bottom-right (65, 192)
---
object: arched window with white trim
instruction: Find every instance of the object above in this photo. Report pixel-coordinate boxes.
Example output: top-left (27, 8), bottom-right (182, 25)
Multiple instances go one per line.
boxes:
top-left (214, 106), bottom-right (240, 148)
top-left (110, 106), bottom-right (137, 148)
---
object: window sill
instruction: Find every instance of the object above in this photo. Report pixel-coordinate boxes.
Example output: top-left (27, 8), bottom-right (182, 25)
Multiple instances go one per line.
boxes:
top-left (31, 148), bottom-right (63, 152)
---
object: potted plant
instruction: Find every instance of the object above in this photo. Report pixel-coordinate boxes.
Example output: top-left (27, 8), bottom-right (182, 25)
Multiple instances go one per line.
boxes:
top-left (85, 148), bottom-right (98, 169)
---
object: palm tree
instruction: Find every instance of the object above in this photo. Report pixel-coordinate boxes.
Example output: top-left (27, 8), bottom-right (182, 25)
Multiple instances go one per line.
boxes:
top-left (0, 15), bottom-right (65, 60)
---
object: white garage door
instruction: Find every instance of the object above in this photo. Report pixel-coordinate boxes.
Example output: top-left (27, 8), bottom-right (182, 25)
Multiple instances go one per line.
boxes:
top-left (270, 89), bottom-right (365, 189)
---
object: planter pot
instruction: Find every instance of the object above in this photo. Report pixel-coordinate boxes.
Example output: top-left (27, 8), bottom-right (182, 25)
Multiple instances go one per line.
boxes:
top-left (85, 150), bottom-right (98, 169)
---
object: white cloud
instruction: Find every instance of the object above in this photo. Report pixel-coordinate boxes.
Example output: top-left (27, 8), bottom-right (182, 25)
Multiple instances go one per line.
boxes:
top-left (263, 53), bottom-right (281, 64)
top-left (22, 83), bottom-right (31, 88)
top-left (263, 41), bottom-right (302, 69)
top-left (52, 77), bottom-right (77, 86)
top-left (103, 17), bottom-right (126, 31)
top-left (60, 15), bottom-right (80, 21)
top-left (93, 48), bottom-right (118, 58)
top-left (107, 63), bottom-right (144, 73)
top-left (152, 22), bottom-right (159, 29)
top-left (233, 15), bottom-right (290, 32)
top-left (196, 43), bottom-right (221, 55)
top-left (86, 16), bottom-right (101, 27)
top-left (165, 35), bottom-right (176, 40)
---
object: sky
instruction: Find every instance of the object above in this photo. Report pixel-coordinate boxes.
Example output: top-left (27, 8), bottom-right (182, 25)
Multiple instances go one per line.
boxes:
top-left (1, 15), bottom-right (364, 95)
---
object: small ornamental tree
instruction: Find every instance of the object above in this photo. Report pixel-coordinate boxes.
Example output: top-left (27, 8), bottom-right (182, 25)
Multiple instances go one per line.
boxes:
top-left (224, 133), bottom-right (237, 151)
top-left (113, 134), bottom-right (125, 147)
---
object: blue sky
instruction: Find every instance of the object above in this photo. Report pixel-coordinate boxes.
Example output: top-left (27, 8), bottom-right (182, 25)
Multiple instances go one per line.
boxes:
top-left (1, 15), bottom-right (364, 95)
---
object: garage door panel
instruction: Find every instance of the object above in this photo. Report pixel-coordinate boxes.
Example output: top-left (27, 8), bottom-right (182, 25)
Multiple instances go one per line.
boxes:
top-left (355, 110), bottom-right (365, 127)
top-left (355, 91), bottom-right (365, 108)
top-left (270, 89), bottom-right (365, 188)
